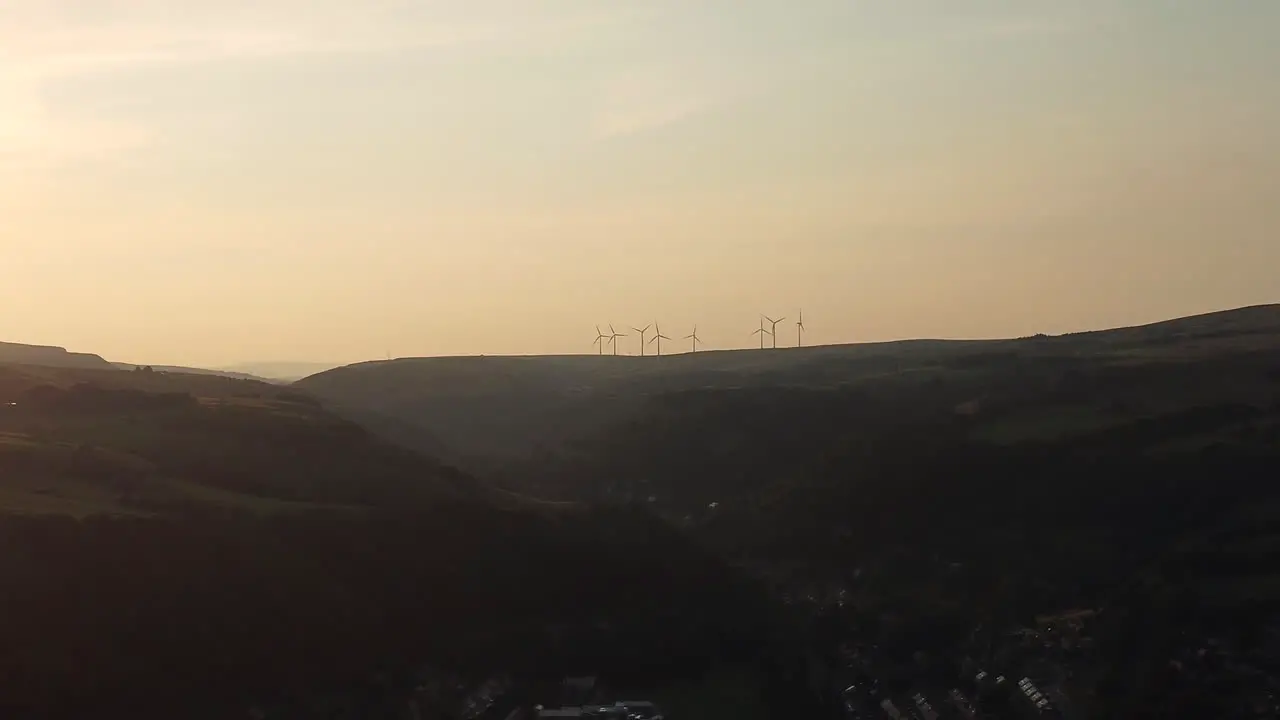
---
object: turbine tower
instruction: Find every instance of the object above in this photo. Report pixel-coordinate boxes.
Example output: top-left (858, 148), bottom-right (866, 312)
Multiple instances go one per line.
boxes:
top-left (607, 325), bottom-right (627, 356)
top-left (751, 317), bottom-right (770, 350)
top-left (796, 310), bottom-right (806, 348)
top-left (649, 323), bottom-right (671, 357)
top-left (764, 315), bottom-right (786, 349)
top-left (593, 325), bottom-right (606, 355)
top-left (632, 324), bottom-right (652, 356)
top-left (684, 326), bottom-right (702, 352)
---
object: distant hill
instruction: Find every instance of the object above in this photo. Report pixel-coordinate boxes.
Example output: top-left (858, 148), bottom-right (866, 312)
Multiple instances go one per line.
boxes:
top-left (297, 304), bottom-right (1280, 471)
top-left (0, 342), bottom-right (115, 371)
top-left (221, 361), bottom-right (345, 382)
top-left (110, 362), bottom-right (272, 382)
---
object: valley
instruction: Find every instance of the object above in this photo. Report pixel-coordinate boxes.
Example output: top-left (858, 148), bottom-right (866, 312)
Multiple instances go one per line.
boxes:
top-left (2, 305), bottom-right (1280, 717)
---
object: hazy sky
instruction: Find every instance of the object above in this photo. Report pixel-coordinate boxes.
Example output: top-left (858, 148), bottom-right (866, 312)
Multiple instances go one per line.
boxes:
top-left (3, 1), bottom-right (1278, 366)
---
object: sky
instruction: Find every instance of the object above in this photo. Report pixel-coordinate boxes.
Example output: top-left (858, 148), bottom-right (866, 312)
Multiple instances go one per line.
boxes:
top-left (2, 1), bottom-right (1278, 366)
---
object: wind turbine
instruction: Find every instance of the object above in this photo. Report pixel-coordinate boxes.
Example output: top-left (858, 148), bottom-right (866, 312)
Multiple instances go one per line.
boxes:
top-left (649, 323), bottom-right (671, 357)
top-left (593, 325), bottom-right (607, 355)
top-left (684, 326), bottom-right (702, 352)
top-left (751, 317), bottom-right (770, 350)
top-left (764, 315), bottom-right (786, 349)
top-left (632, 324), bottom-right (652, 356)
top-left (607, 325), bottom-right (627, 356)
top-left (796, 310), bottom-right (806, 348)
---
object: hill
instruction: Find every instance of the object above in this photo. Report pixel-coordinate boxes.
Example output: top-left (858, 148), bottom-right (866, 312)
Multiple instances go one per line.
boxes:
top-left (223, 361), bottom-right (345, 382)
top-left (0, 341), bottom-right (115, 371)
top-left (297, 304), bottom-right (1280, 471)
top-left (298, 304), bottom-right (1280, 715)
top-left (0, 365), bottom-right (791, 718)
top-left (110, 362), bottom-right (273, 382)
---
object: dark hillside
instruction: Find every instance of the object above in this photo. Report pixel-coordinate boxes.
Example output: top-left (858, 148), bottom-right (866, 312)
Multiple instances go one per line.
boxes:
top-left (0, 506), bottom-right (772, 717)
top-left (299, 305), bottom-right (1280, 715)
top-left (0, 365), bottom-right (786, 718)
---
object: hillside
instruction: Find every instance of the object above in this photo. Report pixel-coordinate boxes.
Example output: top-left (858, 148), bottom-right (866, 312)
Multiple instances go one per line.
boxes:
top-left (0, 364), bottom-right (480, 512)
top-left (0, 341), bottom-right (115, 371)
top-left (298, 304), bottom-right (1280, 716)
top-left (0, 365), bottom-right (788, 717)
top-left (110, 362), bottom-right (272, 382)
top-left (297, 304), bottom-right (1280, 471)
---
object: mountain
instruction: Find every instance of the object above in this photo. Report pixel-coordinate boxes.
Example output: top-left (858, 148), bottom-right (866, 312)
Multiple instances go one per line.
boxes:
top-left (0, 341), bottom-right (115, 371)
top-left (0, 364), bottom-right (789, 717)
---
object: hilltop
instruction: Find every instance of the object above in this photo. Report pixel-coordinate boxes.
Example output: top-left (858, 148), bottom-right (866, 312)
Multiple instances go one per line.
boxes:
top-left (297, 304), bottom-right (1280, 471)
top-left (0, 341), bottom-right (114, 371)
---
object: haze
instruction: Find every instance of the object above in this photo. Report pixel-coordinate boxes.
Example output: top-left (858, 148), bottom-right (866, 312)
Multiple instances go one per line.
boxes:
top-left (3, 1), bottom-right (1277, 367)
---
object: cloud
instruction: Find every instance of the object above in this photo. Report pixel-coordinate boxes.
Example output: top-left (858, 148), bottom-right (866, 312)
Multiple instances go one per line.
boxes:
top-left (590, 61), bottom-right (763, 140)
top-left (3, 2), bottom-right (631, 75)
top-left (0, 2), bottom-right (624, 167)
top-left (943, 5), bottom-right (1124, 42)
top-left (0, 66), bottom-right (151, 171)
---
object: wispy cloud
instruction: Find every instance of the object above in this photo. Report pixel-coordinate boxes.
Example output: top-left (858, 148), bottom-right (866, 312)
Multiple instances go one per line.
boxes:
top-left (590, 61), bottom-right (763, 140)
top-left (943, 5), bottom-right (1125, 42)
top-left (0, 2), bottom-right (624, 166)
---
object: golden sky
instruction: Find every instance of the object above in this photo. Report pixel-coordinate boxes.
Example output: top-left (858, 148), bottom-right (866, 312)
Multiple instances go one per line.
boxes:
top-left (3, 1), bottom-right (1278, 366)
